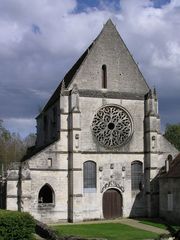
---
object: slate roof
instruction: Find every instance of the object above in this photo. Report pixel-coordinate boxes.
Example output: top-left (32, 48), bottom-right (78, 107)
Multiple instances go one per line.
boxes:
top-left (42, 42), bottom-right (94, 112)
top-left (161, 153), bottom-right (180, 178)
top-left (22, 143), bottom-right (53, 161)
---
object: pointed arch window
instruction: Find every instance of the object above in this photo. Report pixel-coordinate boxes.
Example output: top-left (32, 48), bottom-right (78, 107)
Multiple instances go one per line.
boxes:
top-left (83, 161), bottom-right (96, 192)
top-left (38, 184), bottom-right (54, 204)
top-left (102, 65), bottom-right (107, 88)
top-left (131, 161), bottom-right (143, 191)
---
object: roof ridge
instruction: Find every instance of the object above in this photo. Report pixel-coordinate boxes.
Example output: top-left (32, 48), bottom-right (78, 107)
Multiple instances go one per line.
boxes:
top-left (63, 19), bottom-right (116, 89)
top-left (40, 19), bottom-right (149, 113)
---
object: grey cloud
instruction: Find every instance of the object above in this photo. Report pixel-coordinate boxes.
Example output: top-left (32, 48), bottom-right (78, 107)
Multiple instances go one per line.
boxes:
top-left (115, 0), bottom-right (180, 130)
top-left (3, 118), bottom-right (36, 138)
top-left (0, 0), bottom-right (179, 137)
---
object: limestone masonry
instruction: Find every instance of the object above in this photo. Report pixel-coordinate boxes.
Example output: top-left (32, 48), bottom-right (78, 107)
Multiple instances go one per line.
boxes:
top-left (6, 19), bottom-right (178, 223)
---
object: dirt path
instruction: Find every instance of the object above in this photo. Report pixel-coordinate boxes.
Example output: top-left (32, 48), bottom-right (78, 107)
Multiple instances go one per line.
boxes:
top-left (117, 218), bottom-right (169, 234)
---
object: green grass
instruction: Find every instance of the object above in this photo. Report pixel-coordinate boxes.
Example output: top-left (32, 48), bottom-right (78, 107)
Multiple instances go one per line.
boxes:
top-left (52, 223), bottom-right (159, 240)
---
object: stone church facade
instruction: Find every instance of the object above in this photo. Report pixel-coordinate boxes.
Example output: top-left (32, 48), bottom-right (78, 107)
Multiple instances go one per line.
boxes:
top-left (6, 19), bottom-right (178, 223)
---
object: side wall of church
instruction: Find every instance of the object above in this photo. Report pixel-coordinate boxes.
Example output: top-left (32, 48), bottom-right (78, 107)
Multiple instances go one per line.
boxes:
top-left (27, 137), bottom-right (69, 223)
top-left (159, 178), bottom-right (180, 224)
top-left (29, 170), bottom-right (68, 222)
top-left (6, 95), bottom-right (70, 223)
top-left (5, 128), bottom-right (70, 223)
top-left (36, 101), bottom-right (60, 147)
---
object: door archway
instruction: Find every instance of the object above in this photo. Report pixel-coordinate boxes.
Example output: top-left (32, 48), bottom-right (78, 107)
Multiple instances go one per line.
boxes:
top-left (103, 188), bottom-right (122, 219)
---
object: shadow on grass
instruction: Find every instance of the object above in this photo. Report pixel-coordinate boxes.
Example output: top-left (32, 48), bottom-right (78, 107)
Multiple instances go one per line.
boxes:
top-left (162, 221), bottom-right (180, 240)
top-left (134, 217), bottom-right (180, 240)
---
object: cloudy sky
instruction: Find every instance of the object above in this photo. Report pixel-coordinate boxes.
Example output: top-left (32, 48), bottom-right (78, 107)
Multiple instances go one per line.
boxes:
top-left (0, 0), bottom-right (180, 138)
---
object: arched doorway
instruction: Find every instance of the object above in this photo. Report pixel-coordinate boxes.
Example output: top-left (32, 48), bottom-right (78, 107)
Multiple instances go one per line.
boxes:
top-left (103, 188), bottom-right (122, 219)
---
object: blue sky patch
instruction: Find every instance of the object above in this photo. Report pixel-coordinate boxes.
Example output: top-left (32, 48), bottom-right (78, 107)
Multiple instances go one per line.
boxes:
top-left (76, 0), bottom-right (99, 12)
top-left (151, 0), bottom-right (171, 8)
top-left (32, 24), bottom-right (41, 34)
top-left (76, 0), bottom-right (121, 12)
top-left (76, 0), bottom-right (171, 12)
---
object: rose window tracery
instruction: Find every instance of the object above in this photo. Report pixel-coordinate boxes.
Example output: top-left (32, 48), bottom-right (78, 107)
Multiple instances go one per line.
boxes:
top-left (91, 105), bottom-right (133, 148)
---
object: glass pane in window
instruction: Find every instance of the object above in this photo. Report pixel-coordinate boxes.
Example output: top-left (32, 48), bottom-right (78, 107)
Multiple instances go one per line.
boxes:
top-left (83, 161), bottom-right (96, 189)
top-left (131, 161), bottom-right (143, 191)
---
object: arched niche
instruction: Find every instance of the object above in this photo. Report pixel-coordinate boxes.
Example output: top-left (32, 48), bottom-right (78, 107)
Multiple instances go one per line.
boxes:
top-left (38, 183), bottom-right (55, 204)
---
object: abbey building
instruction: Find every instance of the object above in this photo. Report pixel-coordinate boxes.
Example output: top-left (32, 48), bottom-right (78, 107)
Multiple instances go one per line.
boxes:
top-left (6, 19), bottom-right (178, 223)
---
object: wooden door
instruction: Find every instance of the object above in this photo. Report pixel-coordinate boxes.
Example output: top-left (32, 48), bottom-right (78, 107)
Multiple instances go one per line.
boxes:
top-left (103, 189), bottom-right (122, 219)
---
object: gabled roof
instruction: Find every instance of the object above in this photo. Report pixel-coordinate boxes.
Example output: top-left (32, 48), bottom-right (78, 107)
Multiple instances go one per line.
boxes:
top-left (161, 153), bottom-right (180, 178)
top-left (40, 19), bottom-right (149, 113)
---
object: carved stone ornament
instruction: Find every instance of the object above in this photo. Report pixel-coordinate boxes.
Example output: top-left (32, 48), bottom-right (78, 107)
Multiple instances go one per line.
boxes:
top-left (101, 180), bottom-right (125, 193)
top-left (92, 105), bottom-right (133, 148)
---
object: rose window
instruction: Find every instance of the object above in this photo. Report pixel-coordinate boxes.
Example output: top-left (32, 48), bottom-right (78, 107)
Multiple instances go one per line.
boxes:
top-left (92, 105), bottom-right (133, 148)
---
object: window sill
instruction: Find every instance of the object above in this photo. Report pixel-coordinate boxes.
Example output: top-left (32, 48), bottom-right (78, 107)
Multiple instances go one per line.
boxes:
top-left (84, 188), bottom-right (96, 193)
top-left (38, 203), bottom-right (55, 209)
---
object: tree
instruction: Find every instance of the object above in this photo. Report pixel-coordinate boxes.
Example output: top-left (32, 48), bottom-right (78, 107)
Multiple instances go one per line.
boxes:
top-left (164, 123), bottom-right (180, 151)
top-left (0, 120), bottom-right (12, 171)
top-left (0, 120), bottom-right (36, 173)
top-left (24, 133), bottom-right (36, 148)
top-left (0, 121), bottom-right (25, 172)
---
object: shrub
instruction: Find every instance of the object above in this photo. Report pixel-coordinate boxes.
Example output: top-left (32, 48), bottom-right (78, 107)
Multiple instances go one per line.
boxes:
top-left (0, 210), bottom-right (35, 240)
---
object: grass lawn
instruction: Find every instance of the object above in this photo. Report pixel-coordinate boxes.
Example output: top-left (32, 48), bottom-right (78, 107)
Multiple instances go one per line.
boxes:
top-left (52, 223), bottom-right (159, 240)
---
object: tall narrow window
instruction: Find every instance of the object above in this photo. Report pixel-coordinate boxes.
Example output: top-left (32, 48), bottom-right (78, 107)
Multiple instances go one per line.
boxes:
top-left (38, 184), bottom-right (54, 204)
top-left (83, 161), bottom-right (96, 192)
top-left (131, 161), bottom-right (143, 191)
top-left (102, 64), bottom-right (107, 88)
top-left (168, 192), bottom-right (173, 211)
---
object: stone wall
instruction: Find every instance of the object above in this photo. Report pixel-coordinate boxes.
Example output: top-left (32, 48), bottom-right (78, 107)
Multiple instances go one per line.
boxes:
top-left (159, 178), bottom-right (180, 224)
